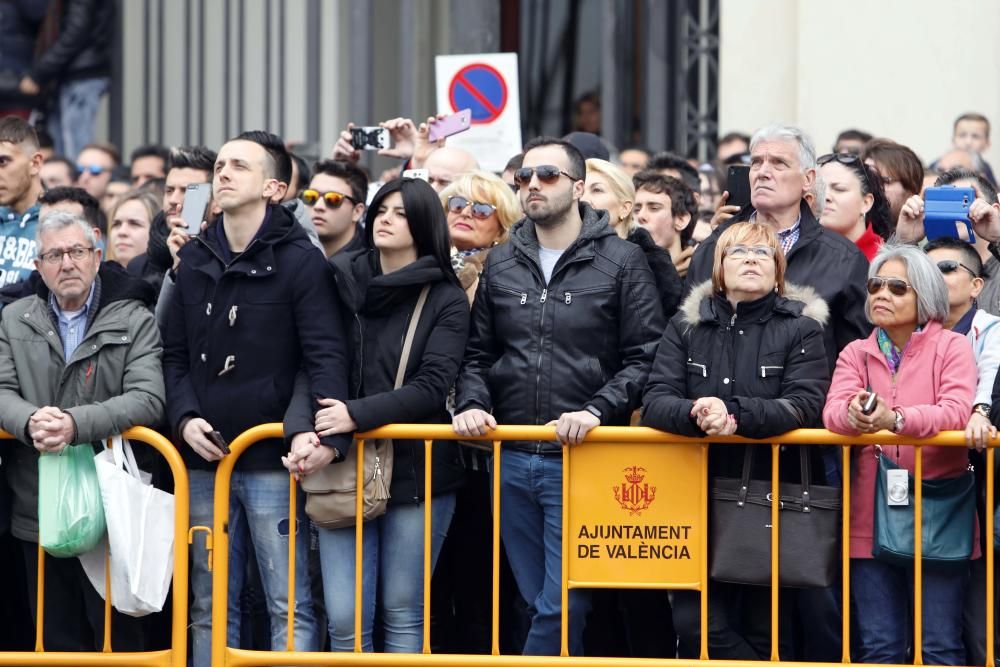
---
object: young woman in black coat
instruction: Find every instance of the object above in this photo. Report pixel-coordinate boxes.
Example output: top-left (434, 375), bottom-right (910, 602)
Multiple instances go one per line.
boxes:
top-left (641, 221), bottom-right (831, 660)
top-left (283, 177), bottom-right (470, 653)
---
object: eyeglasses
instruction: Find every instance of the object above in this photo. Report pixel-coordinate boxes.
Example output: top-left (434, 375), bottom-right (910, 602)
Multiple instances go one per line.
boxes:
top-left (76, 164), bottom-right (107, 176)
top-left (513, 165), bottom-right (581, 187)
top-left (936, 259), bottom-right (979, 278)
top-left (866, 276), bottom-right (914, 296)
top-left (725, 244), bottom-right (776, 260)
top-left (817, 152), bottom-right (871, 192)
top-left (447, 195), bottom-right (497, 220)
top-left (300, 189), bottom-right (356, 208)
top-left (38, 246), bottom-right (95, 265)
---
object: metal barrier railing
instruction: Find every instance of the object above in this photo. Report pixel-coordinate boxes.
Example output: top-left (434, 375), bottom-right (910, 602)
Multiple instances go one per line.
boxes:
top-left (208, 424), bottom-right (996, 667)
top-left (0, 426), bottom-right (189, 667)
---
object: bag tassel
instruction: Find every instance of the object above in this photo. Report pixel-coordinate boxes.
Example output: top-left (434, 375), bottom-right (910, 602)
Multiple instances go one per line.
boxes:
top-left (372, 455), bottom-right (391, 501)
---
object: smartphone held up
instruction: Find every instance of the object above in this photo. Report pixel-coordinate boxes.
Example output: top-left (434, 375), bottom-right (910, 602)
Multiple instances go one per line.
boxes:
top-left (182, 183), bottom-right (213, 235)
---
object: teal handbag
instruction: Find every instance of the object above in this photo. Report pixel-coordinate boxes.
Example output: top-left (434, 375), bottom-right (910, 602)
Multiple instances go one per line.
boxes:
top-left (872, 451), bottom-right (976, 565)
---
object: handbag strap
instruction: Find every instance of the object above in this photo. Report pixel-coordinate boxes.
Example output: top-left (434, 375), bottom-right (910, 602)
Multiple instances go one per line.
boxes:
top-left (737, 446), bottom-right (753, 506)
top-left (395, 285), bottom-right (431, 390)
top-left (739, 443), bottom-right (813, 511)
top-left (799, 446), bottom-right (812, 512)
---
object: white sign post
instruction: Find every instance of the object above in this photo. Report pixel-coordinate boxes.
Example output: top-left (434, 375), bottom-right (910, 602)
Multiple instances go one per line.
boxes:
top-left (435, 52), bottom-right (522, 173)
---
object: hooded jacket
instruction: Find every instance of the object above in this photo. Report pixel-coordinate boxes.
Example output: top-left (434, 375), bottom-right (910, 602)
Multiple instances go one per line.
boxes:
top-left (641, 281), bottom-right (830, 480)
top-left (626, 225), bottom-right (683, 320)
top-left (455, 203), bottom-right (663, 452)
top-left (285, 250), bottom-right (470, 504)
top-left (823, 321), bottom-right (978, 558)
top-left (0, 265), bottom-right (164, 542)
top-left (685, 201), bottom-right (872, 372)
top-left (162, 204), bottom-right (350, 471)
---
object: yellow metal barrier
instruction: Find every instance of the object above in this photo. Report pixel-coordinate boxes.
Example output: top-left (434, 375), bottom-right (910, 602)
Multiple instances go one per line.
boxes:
top-left (210, 424), bottom-right (996, 667)
top-left (0, 426), bottom-right (189, 667)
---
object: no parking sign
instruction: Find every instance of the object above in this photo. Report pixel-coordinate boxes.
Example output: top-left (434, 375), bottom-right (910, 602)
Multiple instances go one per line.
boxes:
top-left (436, 53), bottom-right (522, 172)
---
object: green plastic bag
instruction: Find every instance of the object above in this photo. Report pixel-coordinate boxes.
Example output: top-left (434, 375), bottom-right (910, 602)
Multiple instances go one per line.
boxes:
top-left (38, 444), bottom-right (106, 558)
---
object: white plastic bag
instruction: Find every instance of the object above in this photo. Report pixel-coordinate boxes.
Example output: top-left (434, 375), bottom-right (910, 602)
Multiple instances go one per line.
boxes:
top-left (79, 435), bottom-right (175, 617)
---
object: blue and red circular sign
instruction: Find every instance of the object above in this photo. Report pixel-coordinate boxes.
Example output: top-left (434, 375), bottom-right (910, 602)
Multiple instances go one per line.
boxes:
top-left (448, 63), bottom-right (508, 124)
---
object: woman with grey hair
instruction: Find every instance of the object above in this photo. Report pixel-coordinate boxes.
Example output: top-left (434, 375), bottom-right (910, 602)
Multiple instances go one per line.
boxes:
top-left (823, 243), bottom-right (978, 665)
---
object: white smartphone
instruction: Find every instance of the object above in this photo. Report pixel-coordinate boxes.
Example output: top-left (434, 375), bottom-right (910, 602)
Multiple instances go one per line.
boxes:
top-left (181, 183), bottom-right (213, 235)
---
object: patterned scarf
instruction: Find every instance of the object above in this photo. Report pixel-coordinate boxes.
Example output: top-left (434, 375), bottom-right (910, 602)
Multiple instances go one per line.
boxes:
top-left (876, 326), bottom-right (921, 375)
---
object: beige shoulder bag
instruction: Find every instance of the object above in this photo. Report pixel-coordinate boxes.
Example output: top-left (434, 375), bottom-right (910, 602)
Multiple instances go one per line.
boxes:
top-left (302, 284), bottom-right (431, 529)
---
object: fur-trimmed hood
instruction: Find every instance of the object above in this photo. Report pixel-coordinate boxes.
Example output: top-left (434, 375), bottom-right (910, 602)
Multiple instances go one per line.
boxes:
top-left (680, 280), bottom-right (830, 328)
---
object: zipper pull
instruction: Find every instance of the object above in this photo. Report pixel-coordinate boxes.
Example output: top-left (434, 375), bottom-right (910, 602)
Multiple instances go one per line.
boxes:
top-left (217, 355), bottom-right (236, 376)
top-left (372, 455), bottom-right (391, 501)
top-left (228, 305), bottom-right (238, 327)
top-left (519, 293), bottom-right (527, 305)
top-left (565, 292), bottom-right (572, 305)
top-left (540, 288), bottom-right (547, 304)
top-left (730, 313), bottom-right (737, 326)
top-left (206, 302), bottom-right (213, 316)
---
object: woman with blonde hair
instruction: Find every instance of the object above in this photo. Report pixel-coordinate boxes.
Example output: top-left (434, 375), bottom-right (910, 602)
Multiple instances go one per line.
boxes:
top-left (583, 158), bottom-right (682, 318)
top-left (439, 170), bottom-right (520, 302)
top-left (107, 189), bottom-right (160, 267)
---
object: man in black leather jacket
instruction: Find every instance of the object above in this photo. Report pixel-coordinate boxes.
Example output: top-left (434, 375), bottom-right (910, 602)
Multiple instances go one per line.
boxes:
top-left (19, 0), bottom-right (114, 159)
top-left (453, 136), bottom-right (664, 655)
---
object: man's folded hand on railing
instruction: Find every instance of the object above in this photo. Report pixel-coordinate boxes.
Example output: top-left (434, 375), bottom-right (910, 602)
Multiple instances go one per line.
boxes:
top-left (452, 408), bottom-right (497, 437)
top-left (546, 410), bottom-right (600, 445)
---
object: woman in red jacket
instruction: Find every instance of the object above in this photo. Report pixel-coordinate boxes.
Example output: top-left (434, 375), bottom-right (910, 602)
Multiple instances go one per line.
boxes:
top-left (817, 153), bottom-right (892, 261)
top-left (823, 243), bottom-right (978, 665)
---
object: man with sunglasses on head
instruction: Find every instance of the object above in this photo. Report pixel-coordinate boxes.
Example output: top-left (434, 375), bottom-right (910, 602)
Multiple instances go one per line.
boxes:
top-left (453, 136), bottom-right (663, 656)
top-left (74, 143), bottom-right (119, 201)
top-left (301, 160), bottom-right (368, 258)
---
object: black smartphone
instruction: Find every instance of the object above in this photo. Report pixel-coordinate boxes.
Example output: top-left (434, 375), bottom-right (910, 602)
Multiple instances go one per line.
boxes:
top-left (207, 430), bottom-right (230, 455)
top-left (726, 164), bottom-right (751, 209)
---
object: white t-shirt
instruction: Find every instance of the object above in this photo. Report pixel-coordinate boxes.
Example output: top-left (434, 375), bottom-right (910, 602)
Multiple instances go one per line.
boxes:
top-left (539, 245), bottom-right (564, 284)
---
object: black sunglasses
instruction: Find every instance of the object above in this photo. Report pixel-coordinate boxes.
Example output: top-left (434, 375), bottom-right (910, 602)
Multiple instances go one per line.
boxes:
top-left (300, 189), bottom-right (356, 208)
top-left (936, 259), bottom-right (979, 278)
top-left (866, 276), bottom-right (914, 297)
top-left (817, 152), bottom-right (871, 192)
top-left (447, 195), bottom-right (497, 220)
top-left (513, 165), bottom-right (581, 187)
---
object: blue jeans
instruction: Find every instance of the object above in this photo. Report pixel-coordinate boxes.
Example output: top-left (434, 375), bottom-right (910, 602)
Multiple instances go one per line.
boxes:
top-left (496, 449), bottom-right (591, 655)
top-left (851, 558), bottom-right (969, 665)
top-left (318, 494), bottom-right (456, 652)
top-left (189, 469), bottom-right (318, 667)
top-left (47, 77), bottom-right (109, 160)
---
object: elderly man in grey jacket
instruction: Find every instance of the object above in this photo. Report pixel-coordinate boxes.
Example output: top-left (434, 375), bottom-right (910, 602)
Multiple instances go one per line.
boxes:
top-left (0, 210), bottom-right (164, 652)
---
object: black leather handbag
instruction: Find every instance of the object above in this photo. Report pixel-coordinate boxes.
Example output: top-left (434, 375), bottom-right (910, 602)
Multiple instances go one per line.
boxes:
top-left (710, 445), bottom-right (841, 588)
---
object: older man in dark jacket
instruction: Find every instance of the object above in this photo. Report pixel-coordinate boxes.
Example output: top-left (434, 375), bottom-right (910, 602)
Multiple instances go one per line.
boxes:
top-left (453, 137), bottom-right (664, 655)
top-left (686, 124), bottom-right (871, 374)
top-left (0, 210), bottom-right (163, 651)
top-left (162, 131), bottom-right (349, 666)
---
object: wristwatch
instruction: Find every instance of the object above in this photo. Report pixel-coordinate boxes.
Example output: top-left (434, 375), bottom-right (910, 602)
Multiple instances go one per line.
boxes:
top-left (891, 409), bottom-right (905, 434)
top-left (973, 403), bottom-right (991, 418)
top-left (584, 405), bottom-right (603, 421)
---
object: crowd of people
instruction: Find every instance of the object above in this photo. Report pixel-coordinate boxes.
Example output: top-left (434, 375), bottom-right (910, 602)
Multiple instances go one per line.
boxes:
top-left (1, 101), bottom-right (1000, 667)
